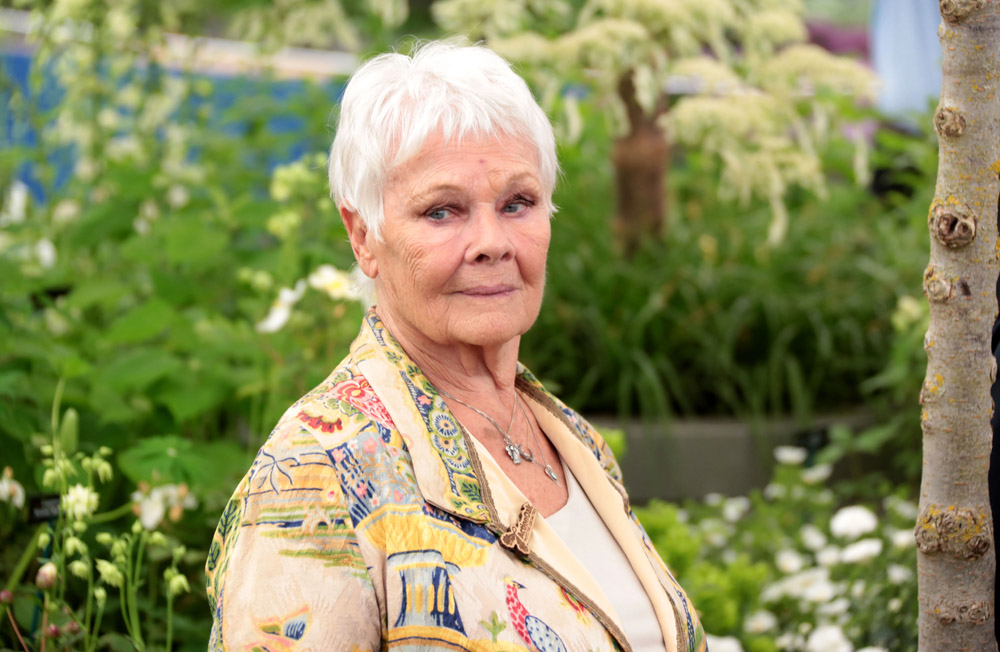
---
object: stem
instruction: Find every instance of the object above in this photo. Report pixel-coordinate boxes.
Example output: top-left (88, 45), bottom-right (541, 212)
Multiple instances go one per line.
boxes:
top-left (3, 526), bottom-right (44, 594)
top-left (82, 565), bottom-right (93, 649)
top-left (51, 378), bottom-right (65, 439)
top-left (86, 599), bottom-right (104, 652)
top-left (5, 608), bottom-right (30, 652)
top-left (88, 503), bottom-right (134, 525)
top-left (40, 595), bottom-right (48, 652)
top-left (165, 590), bottom-right (173, 652)
top-left (129, 535), bottom-right (145, 651)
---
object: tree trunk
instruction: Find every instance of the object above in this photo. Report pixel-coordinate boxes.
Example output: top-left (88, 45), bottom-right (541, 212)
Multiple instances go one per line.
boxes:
top-left (612, 71), bottom-right (669, 255)
top-left (917, 2), bottom-right (1000, 650)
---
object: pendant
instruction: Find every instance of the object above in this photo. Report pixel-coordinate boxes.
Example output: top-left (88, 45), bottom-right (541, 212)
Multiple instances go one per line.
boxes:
top-left (544, 465), bottom-right (559, 484)
top-left (506, 442), bottom-right (523, 464)
top-left (520, 447), bottom-right (534, 462)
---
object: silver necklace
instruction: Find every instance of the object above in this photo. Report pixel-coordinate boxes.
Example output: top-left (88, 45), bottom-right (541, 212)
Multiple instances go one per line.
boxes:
top-left (515, 394), bottom-right (560, 484)
top-left (437, 387), bottom-right (560, 484)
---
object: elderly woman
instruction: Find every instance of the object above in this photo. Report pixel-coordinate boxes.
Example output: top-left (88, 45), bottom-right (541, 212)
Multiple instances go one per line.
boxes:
top-left (206, 42), bottom-right (705, 652)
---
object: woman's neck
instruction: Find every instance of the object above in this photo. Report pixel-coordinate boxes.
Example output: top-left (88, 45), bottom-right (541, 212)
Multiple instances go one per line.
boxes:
top-left (376, 306), bottom-right (522, 407)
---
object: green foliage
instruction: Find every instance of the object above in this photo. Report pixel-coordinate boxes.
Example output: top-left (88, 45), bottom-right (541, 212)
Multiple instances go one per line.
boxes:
top-left (636, 455), bottom-right (919, 650)
top-left (525, 102), bottom-right (933, 421)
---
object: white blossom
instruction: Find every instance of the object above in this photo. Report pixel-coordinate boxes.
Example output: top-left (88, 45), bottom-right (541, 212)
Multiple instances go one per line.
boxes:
top-left (890, 528), bottom-right (916, 549)
top-left (62, 484), bottom-right (100, 521)
top-left (704, 492), bottom-right (724, 506)
top-left (35, 239), bottom-right (58, 268)
top-left (131, 483), bottom-right (198, 530)
top-left (805, 624), bottom-right (852, 652)
top-left (722, 496), bottom-right (750, 522)
top-left (887, 563), bottom-right (913, 585)
top-left (841, 538), bottom-right (882, 564)
top-left (744, 610), bottom-right (777, 634)
top-left (830, 505), bottom-right (877, 540)
top-left (167, 185), bottom-right (190, 209)
top-left (801, 524), bottom-right (827, 551)
top-left (705, 635), bottom-right (744, 652)
top-left (773, 445), bottom-right (807, 465)
top-left (801, 463), bottom-right (832, 485)
top-left (888, 598), bottom-right (902, 613)
top-left (52, 199), bottom-right (80, 224)
top-left (0, 180), bottom-right (29, 226)
top-left (883, 495), bottom-right (919, 521)
top-left (764, 482), bottom-right (787, 500)
top-left (850, 580), bottom-right (867, 599)
top-left (817, 597), bottom-right (850, 617)
top-left (858, 647), bottom-right (889, 652)
top-left (816, 545), bottom-right (840, 567)
top-left (776, 548), bottom-right (805, 574)
top-left (308, 264), bottom-right (361, 302)
top-left (0, 469), bottom-right (25, 509)
top-left (256, 280), bottom-right (307, 333)
top-left (763, 567), bottom-right (837, 603)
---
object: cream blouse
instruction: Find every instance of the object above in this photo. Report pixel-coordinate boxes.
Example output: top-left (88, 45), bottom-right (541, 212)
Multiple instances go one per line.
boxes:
top-left (548, 467), bottom-right (668, 652)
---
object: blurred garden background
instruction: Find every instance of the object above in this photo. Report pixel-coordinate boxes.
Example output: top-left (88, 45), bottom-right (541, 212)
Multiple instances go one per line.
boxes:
top-left (0, 0), bottom-right (936, 650)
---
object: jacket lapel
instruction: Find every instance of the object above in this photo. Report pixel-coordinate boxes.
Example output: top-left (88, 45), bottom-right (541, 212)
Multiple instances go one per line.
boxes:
top-left (352, 309), bottom-right (490, 523)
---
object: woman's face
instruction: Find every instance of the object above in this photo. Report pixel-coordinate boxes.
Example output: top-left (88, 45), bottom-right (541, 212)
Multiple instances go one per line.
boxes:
top-left (356, 130), bottom-right (551, 350)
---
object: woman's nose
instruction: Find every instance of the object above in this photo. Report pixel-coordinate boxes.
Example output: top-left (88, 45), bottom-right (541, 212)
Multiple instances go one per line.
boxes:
top-left (467, 204), bottom-right (514, 263)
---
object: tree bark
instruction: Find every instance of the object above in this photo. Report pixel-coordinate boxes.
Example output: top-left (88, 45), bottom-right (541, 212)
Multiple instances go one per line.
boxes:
top-left (917, 2), bottom-right (1000, 650)
top-left (612, 71), bottom-right (669, 255)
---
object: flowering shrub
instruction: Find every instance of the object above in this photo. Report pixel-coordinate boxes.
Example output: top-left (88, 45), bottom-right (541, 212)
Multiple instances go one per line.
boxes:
top-left (636, 448), bottom-right (918, 652)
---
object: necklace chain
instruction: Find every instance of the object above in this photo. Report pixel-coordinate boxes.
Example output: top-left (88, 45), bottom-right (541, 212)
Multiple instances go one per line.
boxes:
top-left (436, 387), bottom-right (560, 485)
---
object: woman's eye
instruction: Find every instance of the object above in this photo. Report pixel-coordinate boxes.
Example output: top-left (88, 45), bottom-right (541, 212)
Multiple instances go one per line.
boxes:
top-left (502, 196), bottom-right (534, 214)
top-left (427, 208), bottom-right (450, 220)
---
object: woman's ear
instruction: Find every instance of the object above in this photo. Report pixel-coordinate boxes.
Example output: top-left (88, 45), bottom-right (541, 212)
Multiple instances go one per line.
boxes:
top-left (340, 205), bottom-right (378, 279)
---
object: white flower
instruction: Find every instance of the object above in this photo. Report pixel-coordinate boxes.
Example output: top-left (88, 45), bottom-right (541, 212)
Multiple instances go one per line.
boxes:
top-left (256, 280), bottom-right (307, 333)
top-left (858, 648), bottom-right (889, 652)
top-left (763, 567), bottom-right (837, 603)
top-left (166, 185), bottom-right (190, 209)
top-left (52, 199), bottom-right (80, 224)
top-left (816, 545), bottom-right (840, 567)
top-left (764, 483), bottom-right (787, 500)
top-left (308, 264), bottom-right (360, 302)
top-left (722, 496), bottom-right (751, 522)
top-left (888, 598), bottom-right (902, 612)
top-left (744, 610), bottom-right (777, 634)
top-left (0, 180), bottom-right (29, 226)
top-left (887, 563), bottom-right (913, 585)
top-left (705, 635), bottom-right (745, 652)
top-left (774, 446), bottom-right (807, 465)
top-left (830, 505), bottom-right (877, 540)
top-left (841, 538), bottom-right (882, 564)
top-left (35, 239), bottom-right (58, 268)
top-left (131, 483), bottom-right (198, 530)
top-left (62, 484), bottom-right (100, 521)
top-left (776, 548), bottom-right (805, 574)
top-left (806, 625), bottom-right (852, 652)
top-left (850, 580), bottom-right (867, 598)
top-left (890, 528), bottom-right (915, 549)
top-left (0, 470), bottom-right (25, 509)
top-left (884, 495), bottom-right (919, 521)
top-left (801, 463), bottom-right (832, 485)
top-left (817, 597), bottom-right (850, 617)
top-left (801, 524), bottom-right (827, 551)
top-left (704, 492), bottom-right (724, 506)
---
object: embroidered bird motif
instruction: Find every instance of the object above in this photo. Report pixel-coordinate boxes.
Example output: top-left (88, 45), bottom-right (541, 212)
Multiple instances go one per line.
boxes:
top-left (504, 577), bottom-right (568, 652)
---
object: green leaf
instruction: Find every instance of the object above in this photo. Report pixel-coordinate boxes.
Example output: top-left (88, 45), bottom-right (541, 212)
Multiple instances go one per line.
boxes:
top-left (106, 299), bottom-right (175, 344)
top-left (95, 348), bottom-right (183, 393)
top-left (157, 380), bottom-right (226, 423)
top-left (164, 217), bottom-right (228, 266)
top-left (118, 435), bottom-right (250, 493)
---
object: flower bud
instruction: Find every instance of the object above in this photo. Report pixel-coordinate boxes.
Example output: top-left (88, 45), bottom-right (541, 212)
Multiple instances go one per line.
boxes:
top-left (65, 536), bottom-right (87, 557)
top-left (98, 446), bottom-right (113, 457)
top-left (0, 589), bottom-right (12, 604)
top-left (41, 444), bottom-right (54, 456)
top-left (45, 623), bottom-right (61, 639)
top-left (131, 520), bottom-right (143, 535)
top-left (96, 532), bottom-right (113, 546)
top-left (35, 562), bottom-right (57, 590)
top-left (38, 532), bottom-right (51, 549)
top-left (72, 520), bottom-right (87, 533)
top-left (93, 586), bottom-right (107, 605)
top-left (69, 559), bottom-right (89, 579)
top-left (95, 559), bottom-right (124, 588)
top-left (66, 620), bottom-right (81, 635)
top-left (148, 532), bottom-right (167, 547)
top-left (166, 572), bottom-right (190, 597)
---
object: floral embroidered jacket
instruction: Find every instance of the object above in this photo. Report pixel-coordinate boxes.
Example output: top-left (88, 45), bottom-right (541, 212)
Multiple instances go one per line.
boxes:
top-left (205, 310), bottom-right (706, 652)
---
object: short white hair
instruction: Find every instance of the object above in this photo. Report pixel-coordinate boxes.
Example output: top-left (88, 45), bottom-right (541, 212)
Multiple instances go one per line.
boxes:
top-left (328, 40), bottom-right (558, 241)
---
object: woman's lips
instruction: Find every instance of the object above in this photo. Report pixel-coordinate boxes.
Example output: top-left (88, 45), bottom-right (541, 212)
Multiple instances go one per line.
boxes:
top-left (459, 285), bottom-right (516, 296)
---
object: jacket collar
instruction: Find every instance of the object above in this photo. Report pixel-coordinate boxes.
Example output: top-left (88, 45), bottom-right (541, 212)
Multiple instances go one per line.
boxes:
top-left (351, 308), bottom-right (624, 522)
